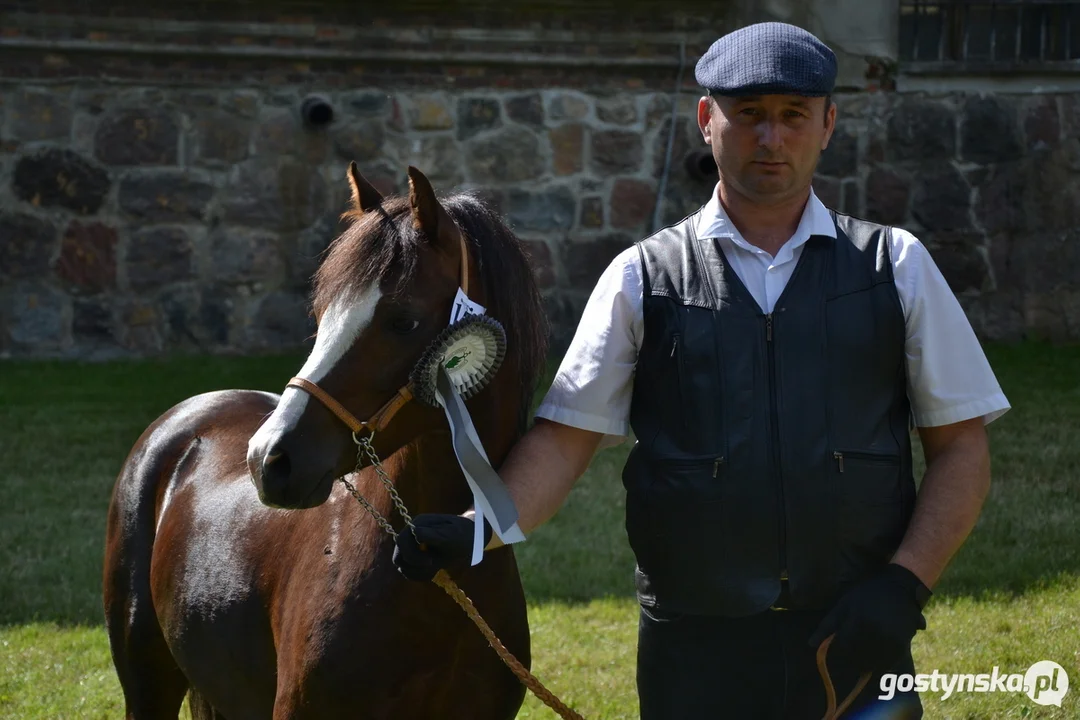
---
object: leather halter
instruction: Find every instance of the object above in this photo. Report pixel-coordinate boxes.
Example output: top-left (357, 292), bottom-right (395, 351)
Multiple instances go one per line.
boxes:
top-left (286, 229), bottom-right (472, 436)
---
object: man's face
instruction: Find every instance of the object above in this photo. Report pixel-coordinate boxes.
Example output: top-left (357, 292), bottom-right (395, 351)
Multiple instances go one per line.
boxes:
top-left (698, 94), bottom-right (836, 205)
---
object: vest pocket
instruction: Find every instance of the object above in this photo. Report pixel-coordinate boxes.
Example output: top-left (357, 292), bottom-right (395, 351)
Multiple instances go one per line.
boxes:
top-left (833, 449), bottom-right (905, 570)
top-left (832, 450), bottom-right (901, 504)
top-left (625, 456), bottom-right (725, 599)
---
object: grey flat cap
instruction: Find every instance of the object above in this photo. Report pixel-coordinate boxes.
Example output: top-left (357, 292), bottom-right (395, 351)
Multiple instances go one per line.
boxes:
top-left (695, 22), bottom-right (837, 97)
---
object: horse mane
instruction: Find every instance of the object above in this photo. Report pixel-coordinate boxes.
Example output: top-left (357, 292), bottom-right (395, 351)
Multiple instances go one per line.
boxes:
top-left (312, 191), bottom-right (549, 433)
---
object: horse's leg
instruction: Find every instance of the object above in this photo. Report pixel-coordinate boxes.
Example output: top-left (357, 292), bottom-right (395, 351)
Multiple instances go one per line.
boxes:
top-left (187, 690), bottom-right (231, 720)
top-left (103, 603), bottom-right (188, 720)
top-left (103, 434), bottom-right (190, 719)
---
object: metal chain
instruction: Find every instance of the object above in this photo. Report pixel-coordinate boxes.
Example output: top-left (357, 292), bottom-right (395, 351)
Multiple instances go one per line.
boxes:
top-left (342, 431), bottom-right (422, 544)
top-left (339, 475), bottom-right (397, 538)
top-left (355, 432), bottom-right (419, 537)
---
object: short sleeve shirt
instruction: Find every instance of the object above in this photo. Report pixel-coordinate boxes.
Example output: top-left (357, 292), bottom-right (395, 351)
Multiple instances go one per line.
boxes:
top-left (535, 187), bottom-right (1011, 447)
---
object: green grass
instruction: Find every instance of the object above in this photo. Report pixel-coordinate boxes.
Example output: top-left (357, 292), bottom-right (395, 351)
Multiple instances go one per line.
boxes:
top-left (2, 343), bottom-right (1079, 718)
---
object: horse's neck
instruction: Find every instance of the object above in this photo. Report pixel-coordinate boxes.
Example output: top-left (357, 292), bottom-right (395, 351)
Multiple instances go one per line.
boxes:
top-left (397, 376), bottom-right (522, 515)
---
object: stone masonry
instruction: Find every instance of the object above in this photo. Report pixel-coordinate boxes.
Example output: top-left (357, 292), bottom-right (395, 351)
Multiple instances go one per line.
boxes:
top-left (1, 84), bottom-right (1078, 358)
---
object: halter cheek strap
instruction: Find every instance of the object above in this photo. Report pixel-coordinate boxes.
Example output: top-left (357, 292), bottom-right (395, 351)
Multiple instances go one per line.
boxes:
top-left (285, 228), bottom-right (471, 437)
top-left (457, 230), bottom-right (469, 296)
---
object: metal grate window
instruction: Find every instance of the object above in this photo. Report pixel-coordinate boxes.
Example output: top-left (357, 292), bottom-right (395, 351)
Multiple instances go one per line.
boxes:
top-left (900, 0), bottom-right (1080, 62)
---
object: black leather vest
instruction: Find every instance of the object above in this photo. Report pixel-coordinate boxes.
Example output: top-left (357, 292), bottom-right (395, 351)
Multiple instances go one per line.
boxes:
top-left (622, 209), bottom-right (915, 617)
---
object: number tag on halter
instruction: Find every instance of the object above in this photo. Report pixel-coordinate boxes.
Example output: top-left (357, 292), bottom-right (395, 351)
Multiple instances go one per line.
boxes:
top-left (449, 287), bottom-right (487, 324)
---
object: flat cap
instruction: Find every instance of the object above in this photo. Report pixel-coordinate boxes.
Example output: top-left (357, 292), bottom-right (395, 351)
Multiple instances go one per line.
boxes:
top-left (695, 22), bottom-right (837, 97)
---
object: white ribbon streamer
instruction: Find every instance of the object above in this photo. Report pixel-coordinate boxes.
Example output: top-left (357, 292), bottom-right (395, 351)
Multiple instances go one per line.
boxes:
top-left (434, 368), bottom-right (525, 565)
top-left (435, 287), bottom-right (525, 564)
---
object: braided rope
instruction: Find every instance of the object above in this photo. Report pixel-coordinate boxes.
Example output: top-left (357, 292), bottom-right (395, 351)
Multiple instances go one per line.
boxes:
top-left (432, 570), bottom-right (585, 720)
top-left (817, 634), bottom-right (872, 720)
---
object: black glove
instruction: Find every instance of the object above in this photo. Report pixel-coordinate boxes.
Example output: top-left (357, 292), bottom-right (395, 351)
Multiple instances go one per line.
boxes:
top-left (809, 563), bottom-right (932, 675)
top-left (392, 513), bottom-right (493, 582)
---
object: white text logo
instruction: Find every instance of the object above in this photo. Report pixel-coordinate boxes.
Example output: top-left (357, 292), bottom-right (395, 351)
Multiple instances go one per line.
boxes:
top-left (879, 661), bottom-right (1069, 707)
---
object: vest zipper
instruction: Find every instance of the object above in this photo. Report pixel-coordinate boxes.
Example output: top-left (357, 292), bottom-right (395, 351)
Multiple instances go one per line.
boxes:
top-left (670, 333), bottom-right (687, 430)
top-left (766, 312), bottom-right (787, 584)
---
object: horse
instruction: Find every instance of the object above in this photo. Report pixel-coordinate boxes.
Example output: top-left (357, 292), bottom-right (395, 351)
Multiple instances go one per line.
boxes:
top-left (102, 163), bottom-right (550, 719)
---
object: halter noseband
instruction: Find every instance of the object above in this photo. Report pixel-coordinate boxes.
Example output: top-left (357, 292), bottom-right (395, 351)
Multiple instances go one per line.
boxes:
top-left (284, 230), bottom-right (471, 437)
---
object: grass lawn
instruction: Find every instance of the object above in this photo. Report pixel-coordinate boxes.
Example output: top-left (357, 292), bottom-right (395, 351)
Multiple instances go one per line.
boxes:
top-left (1, 342), bottom-right (1078, 719)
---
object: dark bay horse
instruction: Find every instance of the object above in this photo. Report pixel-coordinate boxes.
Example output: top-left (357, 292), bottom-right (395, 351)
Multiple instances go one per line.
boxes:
top-left (103, 164), bottom-right (549, 719)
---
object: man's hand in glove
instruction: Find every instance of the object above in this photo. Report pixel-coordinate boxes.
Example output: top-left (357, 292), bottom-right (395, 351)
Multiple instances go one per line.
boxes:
top-left (392, 513), bottom-right (493, 582)
top-left (809, 563), bottom-right (932, 674)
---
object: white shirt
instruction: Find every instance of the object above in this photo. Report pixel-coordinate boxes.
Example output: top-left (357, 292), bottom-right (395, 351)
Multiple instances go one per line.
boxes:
top-left (536, 186), bottom-right (1011, 447)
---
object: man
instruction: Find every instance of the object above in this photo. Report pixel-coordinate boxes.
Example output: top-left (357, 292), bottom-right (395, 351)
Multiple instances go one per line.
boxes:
top-left (393, 22), bottom-right (1010, 719)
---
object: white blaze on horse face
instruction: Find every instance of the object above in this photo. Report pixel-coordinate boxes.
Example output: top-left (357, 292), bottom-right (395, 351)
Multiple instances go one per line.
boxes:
top-left (249, 285), bottom-right (381, 453)
top-left (299, 285), bottom-right (383, 384)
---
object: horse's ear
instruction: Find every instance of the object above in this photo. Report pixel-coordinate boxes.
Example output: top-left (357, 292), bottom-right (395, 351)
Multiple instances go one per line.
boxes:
top-left (407, 165), bottom-right (461, 254)
top-left (347, 161), bottom-right (384, 213)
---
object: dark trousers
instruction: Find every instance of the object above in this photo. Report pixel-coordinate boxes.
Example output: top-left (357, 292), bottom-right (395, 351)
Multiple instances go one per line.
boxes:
top-left (637, 605), bottom-right (923, 720)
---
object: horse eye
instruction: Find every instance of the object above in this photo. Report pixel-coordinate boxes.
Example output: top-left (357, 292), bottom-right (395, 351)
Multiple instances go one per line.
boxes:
top-left (391, 317), bottom-right (421, 334)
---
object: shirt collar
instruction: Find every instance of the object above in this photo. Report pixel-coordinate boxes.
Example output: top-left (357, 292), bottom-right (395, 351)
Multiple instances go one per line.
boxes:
top-left (696, 183), bottom-right (837, 261)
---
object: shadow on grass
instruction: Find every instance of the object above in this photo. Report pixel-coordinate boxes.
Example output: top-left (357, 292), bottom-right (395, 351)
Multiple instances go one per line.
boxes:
top-left (2, 342), bottom-right (1079, 624)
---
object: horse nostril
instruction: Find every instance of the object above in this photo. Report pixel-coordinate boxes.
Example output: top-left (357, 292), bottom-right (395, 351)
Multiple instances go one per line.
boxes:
top-left (262, 448), bottom-right (292, 487)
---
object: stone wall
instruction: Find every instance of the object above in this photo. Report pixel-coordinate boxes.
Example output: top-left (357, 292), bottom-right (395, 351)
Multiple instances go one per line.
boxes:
top-left (0, 84), bottom-right (716, 358)
top-left (822, 91), bottom-right (1080, 343)
top-left (1, 4), bottom-right (1078, 359)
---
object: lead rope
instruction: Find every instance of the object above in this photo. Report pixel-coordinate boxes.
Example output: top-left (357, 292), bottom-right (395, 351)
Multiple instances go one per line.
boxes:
top-left (817, 635), bottom-right (872, 720)
top-left (342, 433), bottom-right (864, 720)
top-left (342, 433), bottom-right (586, 720)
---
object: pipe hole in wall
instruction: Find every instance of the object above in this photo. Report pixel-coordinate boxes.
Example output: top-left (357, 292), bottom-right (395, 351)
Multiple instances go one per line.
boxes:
top-left (301, 94), bottom-right (334, 128)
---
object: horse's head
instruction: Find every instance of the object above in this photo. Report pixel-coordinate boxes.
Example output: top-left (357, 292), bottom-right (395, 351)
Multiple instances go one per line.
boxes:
top-left (247, 163), bottom-right (546, 509)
